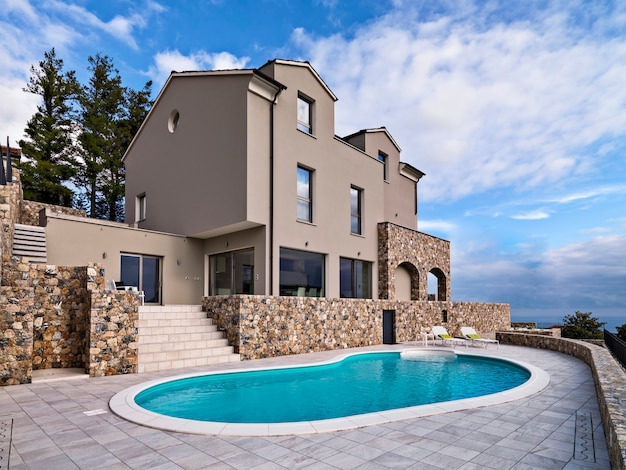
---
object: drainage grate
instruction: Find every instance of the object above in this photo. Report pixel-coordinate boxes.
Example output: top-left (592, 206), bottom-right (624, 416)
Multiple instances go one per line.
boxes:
top-left (574, 410), bottom-right (596, 462)
top-left (0, 419), bottom-right (13, 470)
top-left (83, 409), bottom-right (107, 416)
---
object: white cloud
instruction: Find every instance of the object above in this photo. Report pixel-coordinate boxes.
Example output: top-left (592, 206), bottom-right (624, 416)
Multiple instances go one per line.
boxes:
top-left (292, 2), bottom-right (626, 203)
top-left (46, 0), bottom-right (164, 50)
top-left (510, 210), bottom-right (550, 220)
top-left (147, 50), bottom-right (251, 88)
top-left (452, 233), bottom-right (626, 308)
top-left (418, 219), bottom-right (456, 235)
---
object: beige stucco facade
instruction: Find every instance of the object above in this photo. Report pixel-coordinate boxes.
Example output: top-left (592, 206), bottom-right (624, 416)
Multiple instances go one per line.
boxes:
top-left (118, 59), bottom-right (433, 302)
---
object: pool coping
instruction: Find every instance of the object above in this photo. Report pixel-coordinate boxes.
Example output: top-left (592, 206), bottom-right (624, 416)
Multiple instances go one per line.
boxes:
top-left (109, 347), bottom-right (550, 436)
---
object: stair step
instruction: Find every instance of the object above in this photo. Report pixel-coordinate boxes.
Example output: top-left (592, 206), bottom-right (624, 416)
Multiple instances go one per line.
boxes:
top-left (137, 304), bottom-right (239, 373)
top-left (14, 223), bottom-right (46, 233)
top-left (13, 224), bottom-right (47, 264)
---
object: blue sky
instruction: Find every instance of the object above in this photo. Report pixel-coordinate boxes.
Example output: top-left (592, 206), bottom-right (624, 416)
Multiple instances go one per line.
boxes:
top-left (1, 0), bottom-right (625, 330)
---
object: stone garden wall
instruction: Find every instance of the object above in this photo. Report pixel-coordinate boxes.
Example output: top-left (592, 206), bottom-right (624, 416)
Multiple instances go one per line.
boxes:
top-left (0, 287), bottom-right (33, 385)
top-left (498, 332), bottom-right (626, 470)
top-left (0, 181), bottom-right (21, 263)
top-left (203, 295), bottom-right (509, 360)
top-left (88, 266), bottom-right (139, 377)
top-left (0, 258), bottom-right (140, 385)
top-left (20, 200), bottom-right (86, 226)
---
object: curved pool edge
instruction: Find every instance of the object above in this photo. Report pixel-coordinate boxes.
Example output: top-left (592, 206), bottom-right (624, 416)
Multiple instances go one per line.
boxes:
top-left (109, 348), bottom-right (550, 437)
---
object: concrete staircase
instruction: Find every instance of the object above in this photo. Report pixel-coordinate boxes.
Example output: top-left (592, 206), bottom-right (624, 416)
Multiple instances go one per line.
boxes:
top-left (13, 223), bottom-right (47, 263)
top-left (138, 305), bottom-right (240, 373)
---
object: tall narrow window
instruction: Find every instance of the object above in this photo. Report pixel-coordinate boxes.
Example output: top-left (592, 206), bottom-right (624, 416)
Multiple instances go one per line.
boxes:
top-left (378, 152), bottom-right (388, 180)
top-left (137, 194), bottom-right (146, 221)
top-left (350, 186), bottom-right (362, 235)
top-left (340, 258), bottom-right (372, 299)
top-left (297, 166), bottom-right (313, 222)
top-left (297, 94), bottom-right (313, 134)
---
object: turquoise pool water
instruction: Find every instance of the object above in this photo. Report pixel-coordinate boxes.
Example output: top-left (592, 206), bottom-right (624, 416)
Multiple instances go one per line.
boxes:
top-left (135, 352), bottom-right (530, 423)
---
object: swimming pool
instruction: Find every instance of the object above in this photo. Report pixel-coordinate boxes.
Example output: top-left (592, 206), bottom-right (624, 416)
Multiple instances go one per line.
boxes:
top-left (110, 348), bottom-right (550, 436)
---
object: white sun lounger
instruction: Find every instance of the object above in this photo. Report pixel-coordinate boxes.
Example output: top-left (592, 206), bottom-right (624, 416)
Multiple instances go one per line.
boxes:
top-left (460, 327), bottom-right (500, 349)
top-left (431, 326), bottom-right (468, 348)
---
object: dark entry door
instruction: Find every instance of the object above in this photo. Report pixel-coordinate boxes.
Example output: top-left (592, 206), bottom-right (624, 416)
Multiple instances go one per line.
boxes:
top-left (383, 310), bottom-right (396, 344)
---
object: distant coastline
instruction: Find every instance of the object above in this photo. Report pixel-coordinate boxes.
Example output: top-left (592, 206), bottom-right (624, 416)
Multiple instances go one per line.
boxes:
top-left (511, 307), bottom-right (623, 334)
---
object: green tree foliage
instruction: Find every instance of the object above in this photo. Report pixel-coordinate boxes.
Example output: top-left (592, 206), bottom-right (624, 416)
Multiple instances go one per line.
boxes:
top-left (617, 324), bottom-right (626, 342)
top-left (17, 48), bottom-right (79, 206)
top-left (75, 54), bottom-right (152, 221)
top-left (561, 311), bottom-right (606, 339)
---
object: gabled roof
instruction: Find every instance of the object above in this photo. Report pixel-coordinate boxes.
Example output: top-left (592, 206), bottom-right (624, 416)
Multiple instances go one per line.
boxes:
top-left (261, 59), bottom-right (338, 102)
top-left (342, 127), bottom-right (402, 153)
top-left (122, 67), bottom-right (285, 162)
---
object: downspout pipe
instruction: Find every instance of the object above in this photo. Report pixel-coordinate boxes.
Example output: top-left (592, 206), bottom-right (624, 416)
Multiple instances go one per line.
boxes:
top-left (269, 86), bottom-right (284, 295)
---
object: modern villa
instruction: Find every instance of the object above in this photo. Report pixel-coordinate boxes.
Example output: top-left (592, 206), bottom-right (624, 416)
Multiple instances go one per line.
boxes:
top-left (0, 59), bottom-right (510, 382)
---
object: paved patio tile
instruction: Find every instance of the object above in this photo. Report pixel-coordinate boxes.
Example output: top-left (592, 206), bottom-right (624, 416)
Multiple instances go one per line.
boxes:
top-left (1, 344), bottom-right (613, 470)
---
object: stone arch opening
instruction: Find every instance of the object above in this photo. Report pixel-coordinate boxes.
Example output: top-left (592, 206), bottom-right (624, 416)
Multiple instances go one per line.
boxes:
top-left (428, 267), bottom-right (447, 301)
top-left (395, 262), bottom-right (419, 301)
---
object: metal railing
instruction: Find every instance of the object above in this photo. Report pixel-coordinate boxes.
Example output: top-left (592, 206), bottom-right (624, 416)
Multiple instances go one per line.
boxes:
top-left (1, 136), bottom-right (14, 186)
top-left (604, 329), bottom-right (626, 369)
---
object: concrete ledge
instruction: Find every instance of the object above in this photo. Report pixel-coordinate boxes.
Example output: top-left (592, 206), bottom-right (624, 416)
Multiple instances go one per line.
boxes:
top-left (497, 331), bottom-right (626, 470)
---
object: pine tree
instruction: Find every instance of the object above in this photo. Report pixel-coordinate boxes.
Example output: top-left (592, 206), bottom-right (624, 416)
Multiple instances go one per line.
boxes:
top-left (75, 54), bottom-right (152, 221)
top-left (18, 48), bottom-right (79, 206)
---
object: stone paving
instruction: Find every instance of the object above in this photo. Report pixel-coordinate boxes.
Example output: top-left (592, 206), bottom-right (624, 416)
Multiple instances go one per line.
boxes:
top-left (0, 344), bottom-right (613, 469)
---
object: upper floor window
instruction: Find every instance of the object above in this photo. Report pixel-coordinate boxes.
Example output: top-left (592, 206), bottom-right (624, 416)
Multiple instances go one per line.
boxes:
top-left (136, 193), bottom-right (146, 222)
top-left (297, 94), bottom-right (313, 134)
top-left (297, 166), bottom-right (313, 222)
top-left (350, 186), bottom-right (362, 235)
top-left (378, 151), bottom-right (388, 180)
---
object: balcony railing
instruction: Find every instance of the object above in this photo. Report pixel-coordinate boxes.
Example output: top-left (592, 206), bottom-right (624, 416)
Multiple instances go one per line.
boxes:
top-left (604, 329), bottom-right (626, 369)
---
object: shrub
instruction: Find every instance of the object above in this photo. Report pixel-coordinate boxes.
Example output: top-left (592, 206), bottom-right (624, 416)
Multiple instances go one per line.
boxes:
top-left (617, 324), bottom-right (626, 342)
top-left (561, 311), bottom-right (606, 339)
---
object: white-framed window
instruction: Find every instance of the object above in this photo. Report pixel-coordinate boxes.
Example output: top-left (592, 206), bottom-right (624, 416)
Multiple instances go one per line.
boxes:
top-left (297, 93), bottom-right (313, 134)
top-left (350, 185), bottom-right (362, 235)
top-left (297, 165), bottom-right (313, 222)
top-left (136, 193), bottom-right (146, 222)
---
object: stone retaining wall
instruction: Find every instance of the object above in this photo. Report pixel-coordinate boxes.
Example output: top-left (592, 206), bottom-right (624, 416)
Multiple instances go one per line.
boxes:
top-left (497, 332), bottom-right (626, 470)
top-left (203, 296), bottom-right (509, 360)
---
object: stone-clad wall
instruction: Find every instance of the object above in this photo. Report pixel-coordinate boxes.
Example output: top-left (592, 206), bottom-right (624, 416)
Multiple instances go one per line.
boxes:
top-left (20, 200), bottom-right (86, 226)
top-left (0, 287), bottom-right (34, 385)
top-left (378, 222), bottom-right (451, 301)
top-left (203, 296), bottom-right (509, 360)
top-left (0, 258), bottom-right (140, 384)
top-left (88, 263), bottom-right (139, 377)
top-left (0, 182), bottom-right (21, 264)
top-left (498, 332), bottom-right (626, 470)
top-left (2, 260), bottom-right (90, 370)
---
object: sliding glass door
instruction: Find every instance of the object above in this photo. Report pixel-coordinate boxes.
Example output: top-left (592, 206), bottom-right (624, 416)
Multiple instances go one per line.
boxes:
top-left (209, 249), bottom-right (254, 296)
top-left (120, 254), bottom-right (162, 304)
